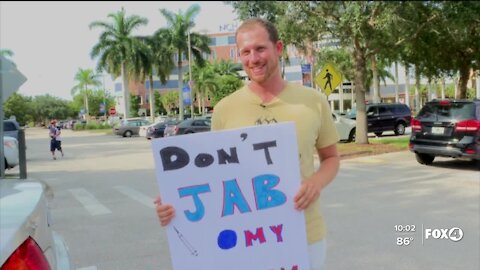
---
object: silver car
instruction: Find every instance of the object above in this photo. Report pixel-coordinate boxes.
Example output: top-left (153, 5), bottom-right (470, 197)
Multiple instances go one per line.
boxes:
top-left (0, 180), bottom-right (73, 269)
top-left (113, 118), bottom-right (151, 137)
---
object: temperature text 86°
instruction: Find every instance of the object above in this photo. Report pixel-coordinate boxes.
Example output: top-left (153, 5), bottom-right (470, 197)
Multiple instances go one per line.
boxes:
top-left (396, 237), bottom-right (414, 246)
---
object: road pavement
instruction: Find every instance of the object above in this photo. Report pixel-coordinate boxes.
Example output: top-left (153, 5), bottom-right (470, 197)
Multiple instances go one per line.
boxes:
top-left (7, 127), bottom-right (478, 270)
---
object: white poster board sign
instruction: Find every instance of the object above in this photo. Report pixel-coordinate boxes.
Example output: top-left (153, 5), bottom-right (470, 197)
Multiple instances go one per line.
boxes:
top-left (152, 123), bottom-right (310, 270)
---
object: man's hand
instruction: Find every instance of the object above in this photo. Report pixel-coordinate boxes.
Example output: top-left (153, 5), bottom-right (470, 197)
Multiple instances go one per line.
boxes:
top-left (293, 178), bottom-right (322, 210)
top-left (154, 196), bottom-right (176, 226)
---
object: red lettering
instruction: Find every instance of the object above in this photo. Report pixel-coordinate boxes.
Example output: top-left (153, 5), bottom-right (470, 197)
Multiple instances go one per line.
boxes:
top-left (244, 227), bottom-right (266, 247)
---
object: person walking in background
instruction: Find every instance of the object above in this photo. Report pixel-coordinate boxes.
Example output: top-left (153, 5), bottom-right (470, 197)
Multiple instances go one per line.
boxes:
top-left (155, 18), bottom-right (340, 270)
top-left (49, 120), bottom-right (64, 160)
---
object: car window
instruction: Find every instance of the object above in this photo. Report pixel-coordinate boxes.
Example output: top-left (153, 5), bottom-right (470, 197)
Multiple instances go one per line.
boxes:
top-left (417, 102), bottom-right (475, 121)
top-left (3, 122), bottom-right (17, 131)
top-left (378, 106), bottom-right (392, 115)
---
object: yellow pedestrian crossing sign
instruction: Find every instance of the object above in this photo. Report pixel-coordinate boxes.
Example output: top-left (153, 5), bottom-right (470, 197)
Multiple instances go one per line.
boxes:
top-left (315, 63), bottom-right (342, 96)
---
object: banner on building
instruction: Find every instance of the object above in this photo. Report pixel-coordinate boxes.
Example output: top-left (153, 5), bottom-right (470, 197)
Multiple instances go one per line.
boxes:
top-left (301, 64), bottom-right (312, 88)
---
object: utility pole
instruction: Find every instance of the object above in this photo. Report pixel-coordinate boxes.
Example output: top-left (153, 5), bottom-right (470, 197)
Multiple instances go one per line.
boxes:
top-left (188, 30), bottom-right (194, 116)
top-left (102, 73), bottom-right (107, 121)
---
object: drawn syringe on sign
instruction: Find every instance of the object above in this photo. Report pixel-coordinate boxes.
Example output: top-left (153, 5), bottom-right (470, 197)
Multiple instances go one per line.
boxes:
top-left (173, 226), bottom-right (198, 256)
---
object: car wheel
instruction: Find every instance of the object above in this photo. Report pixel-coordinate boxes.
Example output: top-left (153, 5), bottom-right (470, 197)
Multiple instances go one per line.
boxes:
top-left (415, 153), bottom-right (435, 165)
top-left (348, 128), bottom-right (356, 142)
top-left (374, 132), bottom-right (383, 137)
top-left (394, 123), bottom-right (406, 135)
top-left (124, 130), bottom-right (133, 137)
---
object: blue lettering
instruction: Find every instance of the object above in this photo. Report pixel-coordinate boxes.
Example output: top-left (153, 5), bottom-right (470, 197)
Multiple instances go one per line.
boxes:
top-left (253, 174), bottom-right (286, 210)
top-left (222, 179), bottom-right (252, 216)
top-left (178, 184), bottom-right (211, 222)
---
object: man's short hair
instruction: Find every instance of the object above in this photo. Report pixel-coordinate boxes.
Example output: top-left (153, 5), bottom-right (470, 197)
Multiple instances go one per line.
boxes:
top-left (235, 18), bottom-right (279, 44)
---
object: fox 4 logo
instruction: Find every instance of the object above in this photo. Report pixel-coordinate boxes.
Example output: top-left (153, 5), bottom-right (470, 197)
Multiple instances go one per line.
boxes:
top-left (424, 227), bottom-right (464, 242)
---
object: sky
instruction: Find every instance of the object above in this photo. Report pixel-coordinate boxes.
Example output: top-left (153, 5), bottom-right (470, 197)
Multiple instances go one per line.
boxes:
top-left (0, 1), bottom-right (239, 101)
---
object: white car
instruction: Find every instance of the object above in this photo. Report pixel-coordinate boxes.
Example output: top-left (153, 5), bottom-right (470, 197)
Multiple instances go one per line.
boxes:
top-left (3, 136), bottom-right (19, 171)
top-left (332, 112), bottom-right (356, 142)
top-left (0, 180), bottom-right (73, 269)
top-left (139, 122), bottom-right (155, 138)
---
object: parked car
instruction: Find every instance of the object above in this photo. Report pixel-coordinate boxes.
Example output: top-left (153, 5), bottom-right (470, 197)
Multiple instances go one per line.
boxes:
top-left (164, 118), bottom-right (211, 137)
top-left (113, 118), bottom-right (151, 137)
top-left (3, 119), bottom-right (21, 140)
top-left (332, 112), bottom-right (356, 142)
top-left (345, 103), bottom-right (412, 136)
top-left (0, 180), bottom-right (74, 269)
top-left (409, 99), bottom-right (480, 165)
top-left (142, 120), bottom-right (180, 139)
top-left (3, 136), bottom-right (19, 172)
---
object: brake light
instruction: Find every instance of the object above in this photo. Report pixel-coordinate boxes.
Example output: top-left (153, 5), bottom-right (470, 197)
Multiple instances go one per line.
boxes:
top-left (0, 237), bottom-right (52, 270)
top-left (439, 100), bottom-right (451, 106)
top-left (465, 149), bottom-right (477, 155)
top-left (455, 120), bottom-right (480, 132)
top-left (411, 118), bottom-right (422, 132)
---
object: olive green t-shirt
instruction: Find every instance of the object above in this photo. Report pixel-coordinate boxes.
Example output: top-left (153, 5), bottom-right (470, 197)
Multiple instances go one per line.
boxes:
top-left (211, 82), bottom-right (339, 244)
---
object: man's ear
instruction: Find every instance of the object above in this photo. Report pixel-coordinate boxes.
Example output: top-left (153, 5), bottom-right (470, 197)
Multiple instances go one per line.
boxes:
top-left (275, 40), bottom-right (283, 55)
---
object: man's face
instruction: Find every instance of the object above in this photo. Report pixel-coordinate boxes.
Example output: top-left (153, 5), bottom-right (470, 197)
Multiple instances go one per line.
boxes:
top-left (236, 25), bottom-right (282, 84)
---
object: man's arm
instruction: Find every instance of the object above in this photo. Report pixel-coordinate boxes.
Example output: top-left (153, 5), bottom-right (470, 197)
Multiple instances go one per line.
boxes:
top-left (293, 143), bottom-right (340, 210)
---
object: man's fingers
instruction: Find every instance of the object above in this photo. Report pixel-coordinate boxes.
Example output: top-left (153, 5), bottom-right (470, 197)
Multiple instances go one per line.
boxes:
top-left (156, 204), bottom-right (175, 226)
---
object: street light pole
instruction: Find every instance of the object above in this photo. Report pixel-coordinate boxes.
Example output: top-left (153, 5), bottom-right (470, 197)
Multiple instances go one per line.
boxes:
top-left (188, 30), bottom-right (194, 116)
top-left (102, 73), bottom-right (107, 121)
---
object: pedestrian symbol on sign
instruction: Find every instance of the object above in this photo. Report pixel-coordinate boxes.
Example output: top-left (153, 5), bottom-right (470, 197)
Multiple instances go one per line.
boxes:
top-left (323, 69), bottom-right (333, 92)
top-left (315, 63), bottom-right (342, 96)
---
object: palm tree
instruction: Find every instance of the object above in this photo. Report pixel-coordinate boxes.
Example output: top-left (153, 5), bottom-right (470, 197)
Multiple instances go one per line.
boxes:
top-left (89, 7), bottom-right (148, 118)
top-left (71, 68), bottom-right (101, 121)
top-left (156, 4), bottom-right (211, 120)
top-left (0, 49), bottom-right (14, 58)
top-left (187, 63), bottom-right (219, 114)
top-left (213, 59), bottom-right (243, 78)
top-left (134, 33), bottom-right (175, 122)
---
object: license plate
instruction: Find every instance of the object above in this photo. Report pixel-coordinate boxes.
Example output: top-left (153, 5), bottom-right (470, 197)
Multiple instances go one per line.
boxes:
top-left (431, 126), bottom-right (445, 134)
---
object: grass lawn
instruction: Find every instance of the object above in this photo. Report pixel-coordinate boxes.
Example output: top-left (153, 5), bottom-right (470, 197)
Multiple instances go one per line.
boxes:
top-left (337, 137), bottom-right (409, 159)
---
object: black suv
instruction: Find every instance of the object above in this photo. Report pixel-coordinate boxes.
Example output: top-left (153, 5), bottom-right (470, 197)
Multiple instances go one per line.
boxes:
top-left (409, 99), bottom-right (480, 165)
top-left (345, 103), bottom-right (412, 136)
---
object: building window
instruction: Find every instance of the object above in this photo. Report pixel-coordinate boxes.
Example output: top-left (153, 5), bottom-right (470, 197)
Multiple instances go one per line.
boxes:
top-left (210, 37), bottom-right (216, 46)
top-left (228, 36), bottom-right (236, 45)
top-left (230, 48), bottom-right (235, 59)
top-left (216, 36), bottom-right (229, 46)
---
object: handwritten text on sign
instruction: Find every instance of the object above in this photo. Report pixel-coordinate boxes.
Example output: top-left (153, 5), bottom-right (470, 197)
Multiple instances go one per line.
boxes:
top-left (152, 123), bottom-right (310, 270)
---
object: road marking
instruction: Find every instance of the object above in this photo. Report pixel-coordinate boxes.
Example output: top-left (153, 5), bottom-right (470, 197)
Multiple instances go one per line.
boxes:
top-left (69, 188), bottom-right (112, 216)
top-left (114, 186), bottom-right (154, 209)
top-left (77, 266), bottom-right (98, 270)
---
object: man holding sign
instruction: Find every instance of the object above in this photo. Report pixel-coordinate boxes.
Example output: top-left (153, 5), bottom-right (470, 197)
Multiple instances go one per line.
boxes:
top-left (156, 18), bottom-right (340, 270)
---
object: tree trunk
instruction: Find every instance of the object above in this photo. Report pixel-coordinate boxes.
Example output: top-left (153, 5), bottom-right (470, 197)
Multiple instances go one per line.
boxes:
top-left (149, 75), bottom-right (155, 122)
top-left (404, 63), bottom-right (410, 107)
top-left (441, 76), bottom-right (446, 99)
top-left (415, 66), bottom-right (421, 113)
top-left (84, 85), bottom-right (89, 122)
top-left (394, 62), bottom-right (399, 103)
top-left (178, 53), bottom-right (184, 120)
top-left (456, 64), bottom-right (469, 99)
top-left (196, 92), bottom-right (201, 115)
top-left (371, 55), bottom-right (380, 103)
top-left (354, 39), bottom-right (368, 144)
top-left (121, 62), bottom-right (130, 118)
